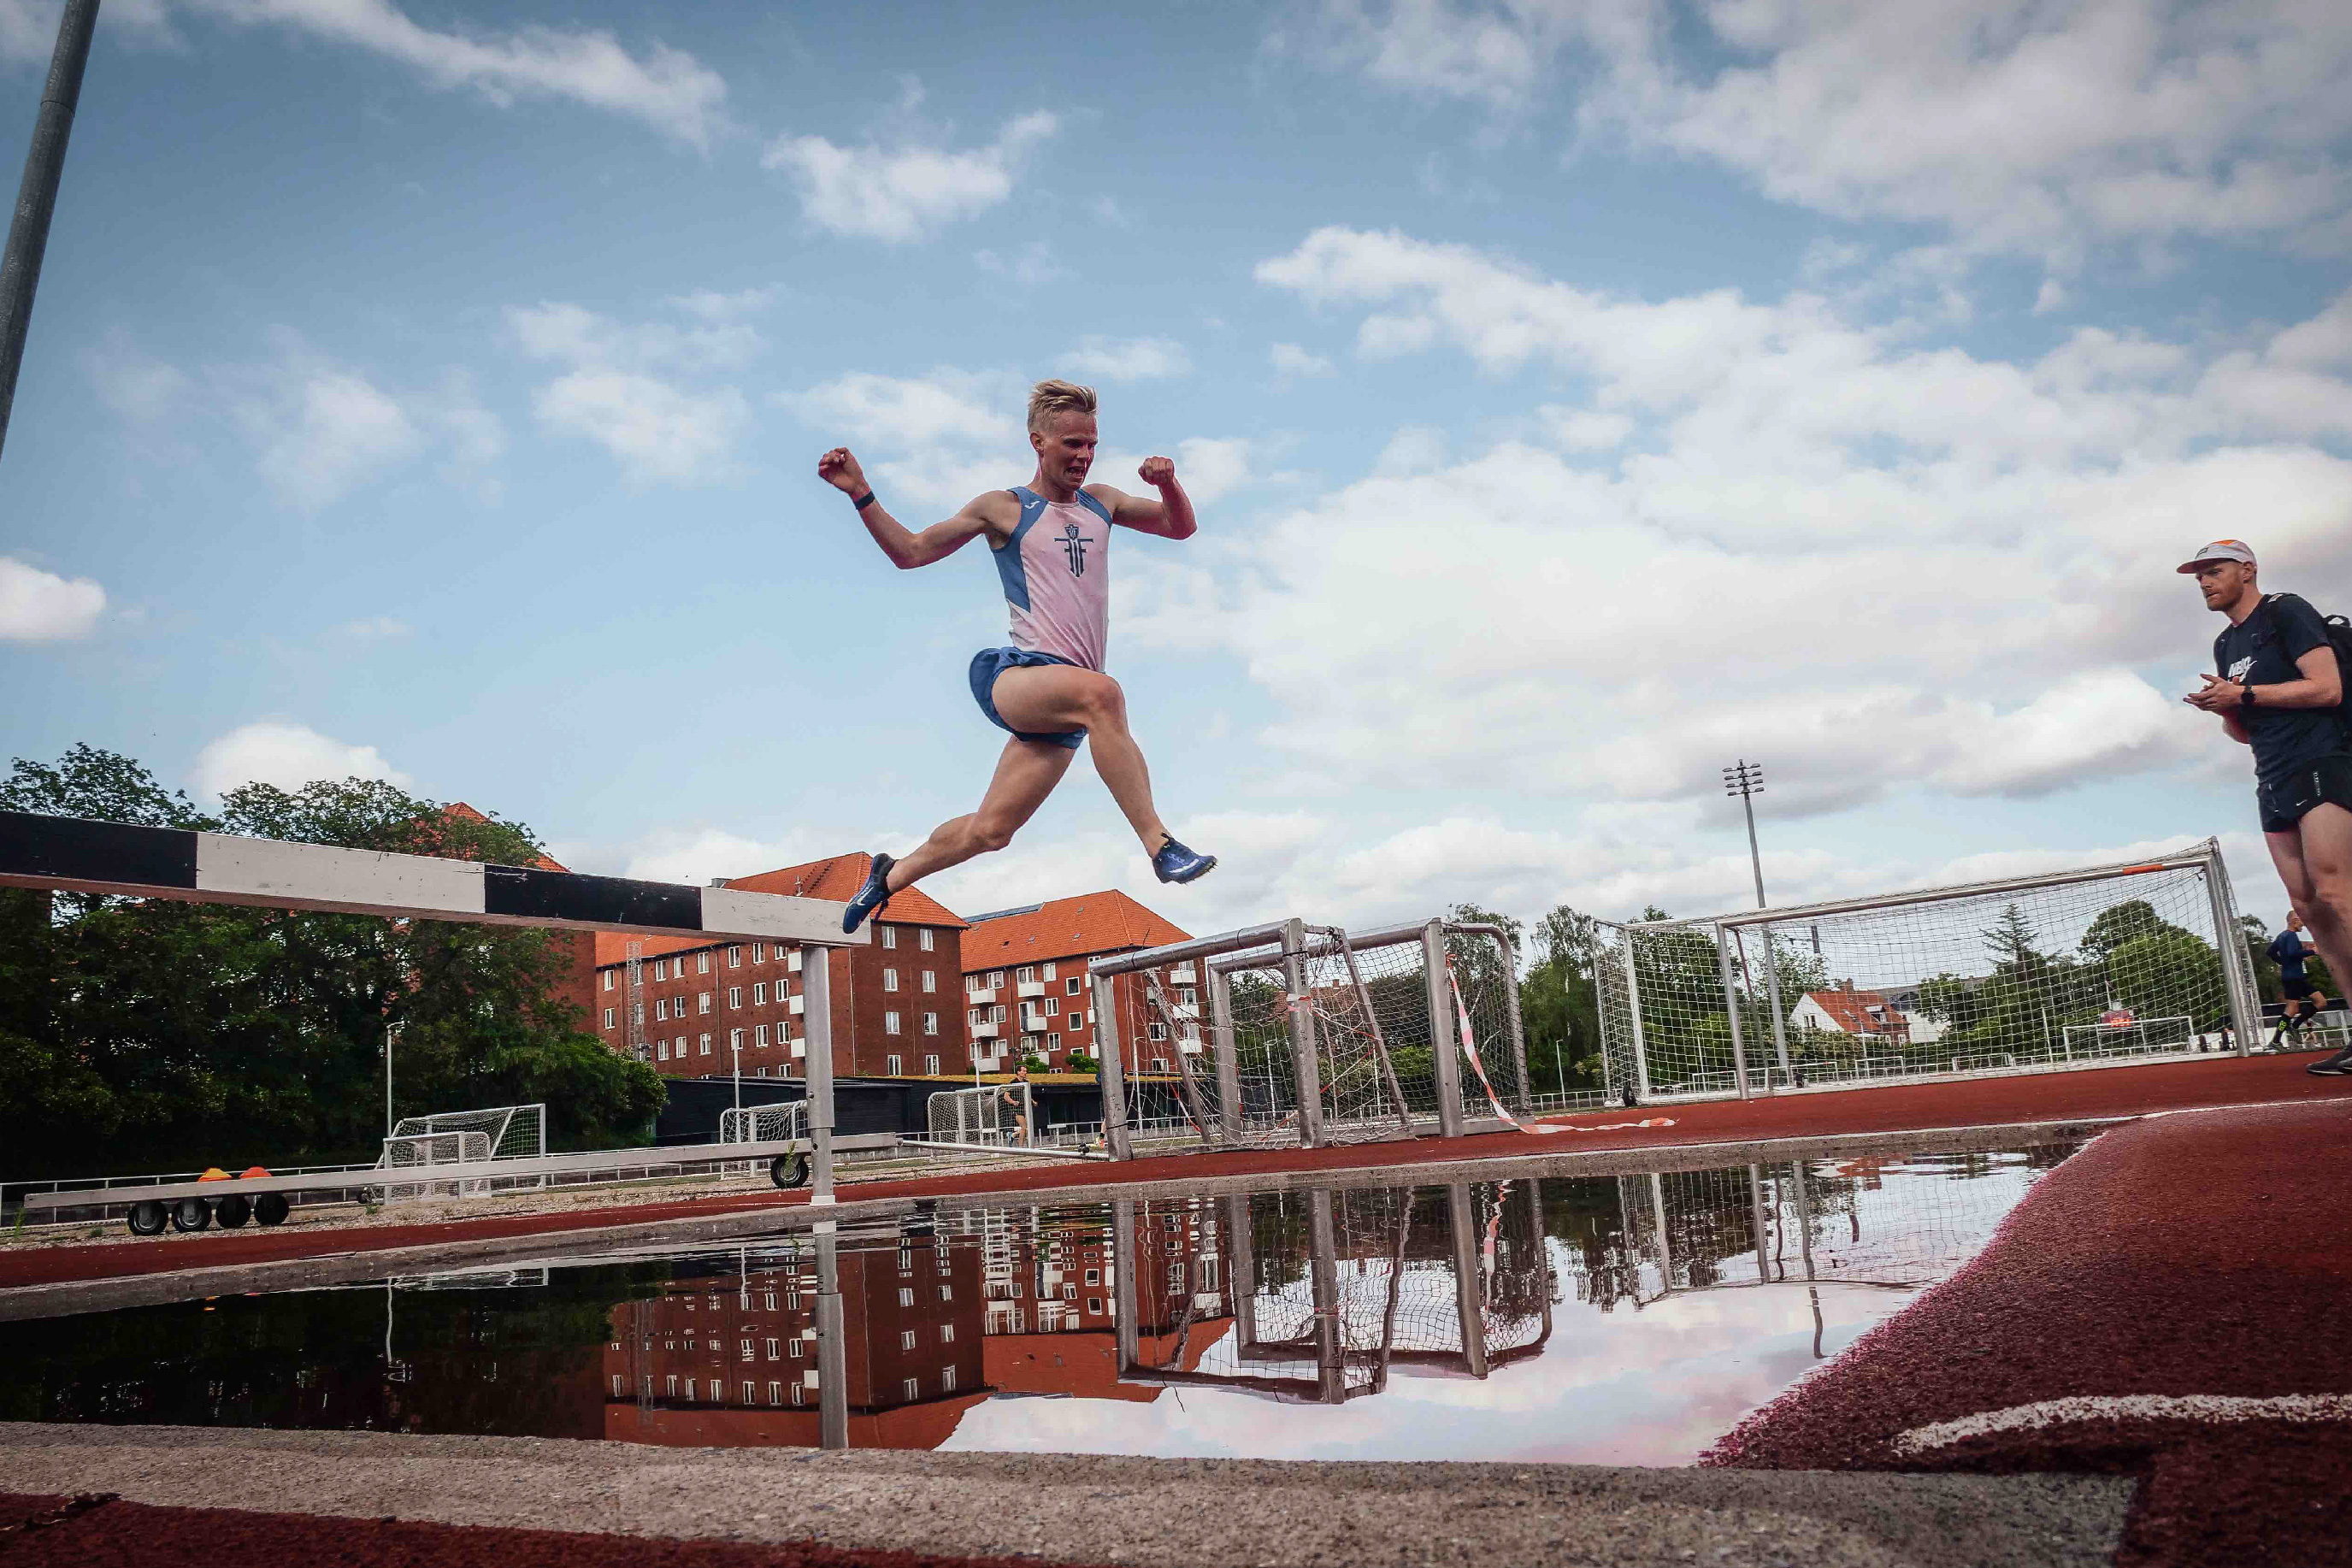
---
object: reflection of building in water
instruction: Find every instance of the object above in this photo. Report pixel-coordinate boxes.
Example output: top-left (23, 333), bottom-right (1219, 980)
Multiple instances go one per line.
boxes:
top-left (604, 1235), bottom-right (982, 1448)
top-left (1122, 1182), bottom-right (1551, 1401)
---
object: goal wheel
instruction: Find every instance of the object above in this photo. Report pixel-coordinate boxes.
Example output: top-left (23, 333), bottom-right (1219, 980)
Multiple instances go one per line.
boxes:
top-left (169, 1197), bottom-right (213, 1232)
top-left (770, 1152), bottom-right (809, 1189)
top-left (214, 1194), bottom-right (252, 1229)
top-left (127, 1200), bottom-right (168, 1236)
top-left (252, 1193), bottom-right (291, 1227)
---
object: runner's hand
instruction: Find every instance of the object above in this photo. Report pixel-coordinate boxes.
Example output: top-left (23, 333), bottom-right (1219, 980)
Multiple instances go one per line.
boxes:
top-left (818, 447), bottom-right (869, 496)
top-left (2184, 675), bottom-right (2241, 712)
top-left (1138, 455), bottom-right (1176, 488)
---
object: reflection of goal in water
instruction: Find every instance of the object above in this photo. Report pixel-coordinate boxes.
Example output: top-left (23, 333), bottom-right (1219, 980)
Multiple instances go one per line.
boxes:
top-left (380, 1104), bottom-right (545, 1200)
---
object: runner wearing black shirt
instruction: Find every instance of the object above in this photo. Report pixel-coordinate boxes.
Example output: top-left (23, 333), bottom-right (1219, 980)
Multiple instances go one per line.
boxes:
top-left (2266, 910), bottom-right (2333, 1046)
top-left (2181, 539), bottom-right (2352, 1075)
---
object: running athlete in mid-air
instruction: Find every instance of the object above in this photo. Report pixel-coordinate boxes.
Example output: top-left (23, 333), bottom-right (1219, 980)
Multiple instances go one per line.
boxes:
top-left (819, 379), bottom-right (1216, 934)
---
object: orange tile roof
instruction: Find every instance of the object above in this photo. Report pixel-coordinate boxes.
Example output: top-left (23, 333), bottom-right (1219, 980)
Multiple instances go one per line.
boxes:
top-left (1799, 987), bottom-right (1908, 1035)
top-left (960, 891), bottom-right (1192, 972)
top-left (590, 852), bottom-right (966, 969)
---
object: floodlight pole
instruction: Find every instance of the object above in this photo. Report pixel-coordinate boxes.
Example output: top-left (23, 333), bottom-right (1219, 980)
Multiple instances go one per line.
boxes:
top-left (0, 0), bottom-right (100, 463)
top-left (1724, 759), bottom-right (1766, 909)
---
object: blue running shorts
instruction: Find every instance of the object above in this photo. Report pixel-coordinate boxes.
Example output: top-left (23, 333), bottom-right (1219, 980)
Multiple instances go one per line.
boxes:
top-left (969, 646), bottom-right (1087, 749)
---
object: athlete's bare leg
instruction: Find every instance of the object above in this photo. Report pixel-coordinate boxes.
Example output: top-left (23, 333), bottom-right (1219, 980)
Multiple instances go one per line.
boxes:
top-left (989, 663), bottom-right (1173, 851)
top-left (887, 739), bottom-right (1076, 892)
top-left (2265, 805), bottom-right (2352, 1005)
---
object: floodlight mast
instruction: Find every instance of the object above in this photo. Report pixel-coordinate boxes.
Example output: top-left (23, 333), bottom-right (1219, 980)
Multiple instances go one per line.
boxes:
top-left (0, 0), bottom-right (100, 463)
top-left (1723, 759), bottom-right (1766, 910)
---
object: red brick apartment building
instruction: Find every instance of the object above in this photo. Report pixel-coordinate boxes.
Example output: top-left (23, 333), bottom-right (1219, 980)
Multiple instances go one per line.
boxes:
top-left (587, 852), bottom-right (969, 1082)
top-left (959, 892), bottom-right (1197, 1072)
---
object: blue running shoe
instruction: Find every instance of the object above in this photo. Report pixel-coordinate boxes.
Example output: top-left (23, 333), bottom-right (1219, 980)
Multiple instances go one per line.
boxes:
top-left (1152, 836), bottom-right (1217, 885)
top-left (841, 852), bottom-right (896, 934)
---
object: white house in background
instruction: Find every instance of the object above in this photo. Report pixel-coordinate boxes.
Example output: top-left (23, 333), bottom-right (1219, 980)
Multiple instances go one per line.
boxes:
top-left (1790, 981), bottom-right (1947, 1046)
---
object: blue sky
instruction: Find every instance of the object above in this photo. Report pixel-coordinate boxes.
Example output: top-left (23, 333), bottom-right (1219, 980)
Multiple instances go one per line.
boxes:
top-left (4, 0), bottom-right (2349, 940)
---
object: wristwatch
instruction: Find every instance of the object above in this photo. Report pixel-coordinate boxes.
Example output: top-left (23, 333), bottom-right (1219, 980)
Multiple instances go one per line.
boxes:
top-left (2240, 683), bottom-right (2257, 708)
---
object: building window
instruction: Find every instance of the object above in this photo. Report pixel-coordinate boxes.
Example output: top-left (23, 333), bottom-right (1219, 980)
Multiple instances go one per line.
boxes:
top-left (1148, 1023), bottom-right (1168, 1041)
top-left (903, 1377), bottom-right (920, 1402)
top-left (940, 1284), bottom-right (953, 1301)
top-left (728, 945), bottom-right (742, 967)
top-left (752, 942), bottom-right (765, 964)
top-left (1043, 997), bottom-right (1058, 1017)
top-left (728, 987), bottom-right (742, 1008)
top-left (698, 952), bottom-right (710, 974)
top-left (883, 968), bottom-right (899, 992)
top-left (887, 1053), bottom-right (903, 1075)
top-left (603, 1007), bottom-right (616, 1028)
top-left (1181, 988), bottom-right (1197, 1006)
top-left (1043, 962), bottom-right (1058, 981)
top-left (603, 971), bottom-right (615, 992)
top-left (657, 1040), bottom-right (669, 1061)
top-left (1152, 1057), bottom-right (1169, 1071)
top-left (756, 1024), bottom-right (769, 1047)
top-left (1066, 977), bottom-right (1082, 995)
top-left (654, 999), bottom-right (668, 1022)
top-left (753, 982), bottom-right (767, 1005)
top-left (900, 1329), bottom-right (917, 1351)
top-left (654, 959), bottom-right (668, 981)
top-left (701, 1033), bottom-right (714, 1055)
top-left (898, 1286), bottom-right (914, 1307)
top-left (1017, 965), bottom-right (1035, 983)
top-left (766, 1381), bottom-right (782, 1406)
top-left (940, 1323), bottom-right (956, 1343)
top-left (919, 928), bottom-right (935, 952)
top-left (881, 926), bottom-right (897, 950)
top-left (699, 993), bottom-right (713, 1015)
top-left (921, 970), bottom-right (936, 993)
top-left (923, 1011), bottom-right (939, 1036)
top-left (886, 1011), bottom-right (902, 1035)
top-left (924, 1054), bottom-right (940, 1075)
top-left (730, 1028), bottom-right (744, 1053)
top-left (1085, 1268), bottom-right (1099, 1286)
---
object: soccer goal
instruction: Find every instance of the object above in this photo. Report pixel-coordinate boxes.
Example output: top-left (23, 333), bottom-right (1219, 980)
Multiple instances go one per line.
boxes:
top-left (925, 1082), bottom-right (1034, 1149)
top-left (1594, 840), bottom-right (2260, 1105)
top-left (719, 1101), bottom-right (808, 1144)
top-left (380, 1130), bottom-right (492, 1201)
top-left (380, 1103), bottom-right (548, 1200)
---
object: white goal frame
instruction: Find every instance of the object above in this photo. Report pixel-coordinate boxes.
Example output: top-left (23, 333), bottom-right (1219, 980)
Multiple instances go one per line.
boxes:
top-left (926, 1082), bottom-right (1034, 1149)
top-left (382, 1103), bottom-right (548, 1199)
top-left (2059, 1013), bottom-right (2197, 1060)
top-left (1595, 839), bottom-right (2261, 1105)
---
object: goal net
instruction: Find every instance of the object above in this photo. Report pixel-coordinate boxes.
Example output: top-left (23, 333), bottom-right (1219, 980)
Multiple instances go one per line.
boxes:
top-left (1094, 918), bottom-right (1530, 1158)
top-left (381, 1103), bottom-right (547, 1199)
top-left (718, 1101), bottom-right (808, 1144)
top-left (380, 1130), bottom-right (491, 1201)
top-left (925, 1082), bottom-right (1034, 1148)
top-left (1594, 841), bottom-right (2256, 1104)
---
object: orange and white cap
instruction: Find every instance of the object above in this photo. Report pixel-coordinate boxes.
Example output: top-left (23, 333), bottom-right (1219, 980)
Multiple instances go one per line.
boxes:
top-left (2177, 539), bottom-right (2255, 574)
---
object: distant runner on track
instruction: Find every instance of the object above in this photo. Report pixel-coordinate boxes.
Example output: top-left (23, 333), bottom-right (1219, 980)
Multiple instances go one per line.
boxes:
top-left (2180, 539), bottom-right (2352, 1076)
top-left (2266, 909), bottom-right (2335, 1049)
top-left (819, 379), bottom-right (1216, 934)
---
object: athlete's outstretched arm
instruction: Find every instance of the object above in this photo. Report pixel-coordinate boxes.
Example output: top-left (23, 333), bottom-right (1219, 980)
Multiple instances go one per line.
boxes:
top-left (1089, 455), bottom-right (1197, 540)
top-left (817, 446), bottom-right (999, 569)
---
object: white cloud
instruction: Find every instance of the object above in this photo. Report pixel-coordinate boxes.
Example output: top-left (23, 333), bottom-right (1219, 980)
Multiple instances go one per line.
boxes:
top-left (589, 826), bottom-right (834, 887)
top-left (510, 296), bottom-right (763, 482)
top-left (191, 721), bottom-right (410, 799)
top-left (1063, 335), bottom-right (1191, 382)
top-left (1152, 227), bottom-right (2352, 816)
top-left (0, 556), bottom-right (106, 642)
top-left (186, 0), bottom-right (728, 144)
top-left (336, 615), bottom-right (412, 640)
top-left (1270, 342), bottom-right (1335, 377)
top-left (976, 242), bottom-right (1069, 285)
top-left (238, 360), bottom-right (424, 511)
top-left (763, 109), bottom-right (1058, 242)
top-left (88, 332), bottom-right (192, 421)
top-left (1285, 0), bottom-right (2352, 257)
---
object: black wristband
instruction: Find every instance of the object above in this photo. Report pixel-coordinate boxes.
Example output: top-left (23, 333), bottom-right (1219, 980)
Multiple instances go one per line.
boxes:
top-left (851, 491), bottom-right (875, 510)
top-left (2240, 683), bottom-right (2257, 708)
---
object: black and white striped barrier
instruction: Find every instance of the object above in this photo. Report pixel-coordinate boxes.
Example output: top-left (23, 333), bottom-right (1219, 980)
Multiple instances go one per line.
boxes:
top-left (0, 809), bottom-right (862, 946)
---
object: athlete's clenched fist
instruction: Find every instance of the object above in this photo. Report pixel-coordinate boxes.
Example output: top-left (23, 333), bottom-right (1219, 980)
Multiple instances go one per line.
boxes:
top-left (1138, 455), bottom-right (1176, 488)
top-left (818, 446), bottom-right (869, 495)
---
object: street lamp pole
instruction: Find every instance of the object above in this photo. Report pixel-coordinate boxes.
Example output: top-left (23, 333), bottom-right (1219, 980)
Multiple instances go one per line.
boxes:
top-left (1723, 759), bottom-right (1767, 909)
top-left (384, 1021), bottom-right (403, 1138)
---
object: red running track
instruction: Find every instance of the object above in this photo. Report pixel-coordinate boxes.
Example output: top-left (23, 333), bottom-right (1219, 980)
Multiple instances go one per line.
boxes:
top-left (6, 1053), bottom-right (2347, 1294)
top-left (0, 1492), bottom-right (1101, 1568)
top-left (1706, 1097), bottom-right (2352, 1567)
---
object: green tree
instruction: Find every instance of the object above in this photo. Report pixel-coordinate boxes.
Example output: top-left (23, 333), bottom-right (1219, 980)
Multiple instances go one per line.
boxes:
top-left (0, 747), bottom-right (663, 1177)
top-left (1521, 903), bottom-right (1604, 1094)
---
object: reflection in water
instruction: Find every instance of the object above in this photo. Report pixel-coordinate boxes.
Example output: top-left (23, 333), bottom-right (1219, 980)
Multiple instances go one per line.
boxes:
top-left (6, 1143), bottom-right (2078, 1464)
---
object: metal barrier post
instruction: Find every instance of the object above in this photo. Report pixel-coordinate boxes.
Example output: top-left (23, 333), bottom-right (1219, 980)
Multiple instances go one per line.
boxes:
top-left (1307, 1188), bottom-right (1344, 1402)
top-left (814, 1224), bottom-right (847, 1448)
top-left (1424, 920), bottom-right (1466, 1139)
top-left (1715, 924), bottom-right (1753, 1100)
top-left (1209, 967), bottom-right (1244, 1137)
top-left (801, 942), bottom-right (836, 1203)
top-left (1282, 919), bottom-right (1326, 1148)
top-left (1111, 1197), bottom-right (1140, 1372)
top-left (1622, 931), bottom-right (1653, 1102)
top-left (2203, 840), bottom-right (2261, 1057)
top-left (1761, 926), bottom-right (1793, 1089)
top-left (1224, 1192), bottom-right (1257, 1351)
top-left (1093, 970), bottom-right (1134, 1159)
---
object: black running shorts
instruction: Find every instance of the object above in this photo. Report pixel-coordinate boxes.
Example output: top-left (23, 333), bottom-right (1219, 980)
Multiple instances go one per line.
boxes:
top-left (2257, 751), bottom-right (2352, 834)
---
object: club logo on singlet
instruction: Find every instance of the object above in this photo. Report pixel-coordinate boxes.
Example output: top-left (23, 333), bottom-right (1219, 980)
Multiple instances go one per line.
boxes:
top-left (1059, 521), bottom-right (1091, 577)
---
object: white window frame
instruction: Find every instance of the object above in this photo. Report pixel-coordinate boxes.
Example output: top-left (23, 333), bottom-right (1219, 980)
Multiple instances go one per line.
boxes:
top-left (887, 1053), bottom-right (904, 1075)
top-left (923, 1011), bottom-right (939, 1035)
top-left (700, 1033), bottom-right (714, 1055)
top-left (921, 970), bottom-right (936, 993)
top-left (883, 968), bottom-right (899, 993)
top-left (924, 1053), bottom-right (940, 1075)
top-left (919, 928), bottom-right (935, 952)
top-left (881, 926), bottom-right (898, 949)
top-left (886, 1010), bottom-right (902, 1035)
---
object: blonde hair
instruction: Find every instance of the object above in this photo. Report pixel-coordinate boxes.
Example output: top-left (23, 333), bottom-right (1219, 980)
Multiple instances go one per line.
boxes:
top-left (1026, 378), bottom-right (1097, 433)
